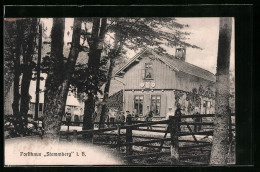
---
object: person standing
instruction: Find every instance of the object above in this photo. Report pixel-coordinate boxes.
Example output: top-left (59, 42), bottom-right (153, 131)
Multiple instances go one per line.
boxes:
top-left (175, 103), bottom-right (182, 131)
top-left (109, 109), bottom-right (116, 127)
top-left (104, 108), bottom-right (110, 128)
top-left (193, 110), bottom-right (202, 132)
top-left (166, 107), bottom-right (175, 120)
top-left (119, 111), bottom-right (125, 126)
top-left (145, 106), bottom-right (153, 130)
top-left (126, 111), bottom-right (131, 121)
top-left (132, 109), bottom-right (138, 122)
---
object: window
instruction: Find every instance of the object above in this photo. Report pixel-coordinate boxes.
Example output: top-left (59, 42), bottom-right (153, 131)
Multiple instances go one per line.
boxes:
top-left (207, 101), bottom-right (211, 108)
top-left (39, 103), bottom-right (43, 111)
top-left (142, 63), bottom-right (153, 80)
top-left (134, 95), bottom-right (144, 116)
top-left (151, 95), bottom-right (161, 116)
top-left (30, 103), bottom-right (35, 111)
top-left (203, 100), bottom-right (211, 108)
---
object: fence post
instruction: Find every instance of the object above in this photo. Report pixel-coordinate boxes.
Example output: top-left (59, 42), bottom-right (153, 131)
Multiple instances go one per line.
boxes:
top-left (169, 116), bottom-right (179, 165)
top-left (126, 116), bottom-right (133, 164)
top-left (67, 121), bottom-right (70, 140)
top-left (72, 130), bottom-right (77, 142)
top-left (116, 125), bottom-right (121, 152)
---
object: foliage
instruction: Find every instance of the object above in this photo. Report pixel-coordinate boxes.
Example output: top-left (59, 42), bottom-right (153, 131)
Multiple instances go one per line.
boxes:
top-left (174, 90), bottom-right (184, 106)
top-left (174, 85), bottom-right (215, 113)
top-left (4, 115), bottom-right (43, 138)
top-left (107, 18), bottom-right (201, 53)
top-left (68, 18), bottom-right (200, 103)
top-left (71, 59), bottom-right (108, 97)
top-left (4, 21), bottom-right (16, 97)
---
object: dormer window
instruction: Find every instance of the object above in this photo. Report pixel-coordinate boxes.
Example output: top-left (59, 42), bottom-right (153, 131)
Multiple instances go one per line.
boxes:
top-left (142, 62), bottom-right (153, 80)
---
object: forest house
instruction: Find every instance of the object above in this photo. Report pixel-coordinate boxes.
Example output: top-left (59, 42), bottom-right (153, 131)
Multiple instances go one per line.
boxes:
top-left (113, 48), bottom-right (216, 119)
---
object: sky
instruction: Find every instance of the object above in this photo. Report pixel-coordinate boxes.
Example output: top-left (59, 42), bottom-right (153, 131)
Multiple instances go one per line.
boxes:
top-left (176, 17), bottom-right (235, 74)
top-left (41, 17), bottom-right (235, 74)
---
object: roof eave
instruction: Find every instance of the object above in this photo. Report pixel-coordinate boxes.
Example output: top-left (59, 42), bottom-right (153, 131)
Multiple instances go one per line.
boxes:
top-left (114, 48), bottom-right (148, 75)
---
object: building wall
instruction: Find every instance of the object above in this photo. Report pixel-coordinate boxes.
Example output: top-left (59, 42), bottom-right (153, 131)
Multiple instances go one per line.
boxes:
top-left (28, 103), bottom-right (44, 118)
top-left (124, 90), bottom-right (175, 117)
top-left (122, 52), bottom-right (216, 118)
top-left (123, 55), bottom-right (177, 90)
top-left (4, 82), bottom-right (14, 115)
top-left (175, 71), bottom-right (215, 92)
top-left (4, 73), bottom-right (84, 120)
top-left (122, 53), bottom-right (214, 92)
top-left (124, 89), bottom-right (215, 118)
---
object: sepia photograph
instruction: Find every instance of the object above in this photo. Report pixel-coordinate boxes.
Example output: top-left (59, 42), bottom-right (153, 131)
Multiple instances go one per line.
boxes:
top-left (4, 16), bottom-right (236, 166)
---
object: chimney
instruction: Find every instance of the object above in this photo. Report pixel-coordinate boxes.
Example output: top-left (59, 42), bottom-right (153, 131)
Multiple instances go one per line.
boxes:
top-left (175, 47), bottom-right (186, 61)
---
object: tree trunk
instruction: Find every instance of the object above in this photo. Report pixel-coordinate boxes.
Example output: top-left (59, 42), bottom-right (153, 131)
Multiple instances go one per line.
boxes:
top-left (20, 18), bottom-right (38, 124)
top-left (43, 18), bottom-right (65, 140)
top-left (83, 96), bottom-right (95, 131)
top-left (210, 18), bottom-right (232, 165)
top-left (99, 34), bottom-right (124, 128)
top-left (43, 18), bottom-right (82, 141)
top-left (59, 18), bottom-right (82, 117)
top-left (4, 21), bottom-right (16, 100)
top-left (35, 23), bottom-right (42, 121)
top-left (11, 20), bottom-right (24, 135)
top-left (99, 58), bottom-right (115, 128)
top-left (83, 18), bottom-right (107, 131)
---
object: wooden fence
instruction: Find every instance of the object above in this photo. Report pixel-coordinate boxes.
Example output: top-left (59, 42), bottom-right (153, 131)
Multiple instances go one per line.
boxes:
top-left (60, 113), bottom-right (236, 165)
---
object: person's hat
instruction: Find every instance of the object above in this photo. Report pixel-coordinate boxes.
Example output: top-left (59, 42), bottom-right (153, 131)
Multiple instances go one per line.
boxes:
top-left (169, 107), bottom-right (172, 109)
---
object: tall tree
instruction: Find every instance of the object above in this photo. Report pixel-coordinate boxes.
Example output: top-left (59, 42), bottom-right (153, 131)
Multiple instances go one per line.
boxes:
top-left (43, 18), bottom-right (82, 140)
top-left (11, 20), bottom-right (24, 118)
top-left (210, 18), bottom-right (232, 164)
top-left (11, 20), bottom-right (24, 135)
top-left (99, 34), bottom-right (124, 127)
top-left (82, 18), bottom-right (107, 132)
top-left (4, 20), bottom-right (16, 100)
top-left (20, 18), bottom-right (38, 123)
top-left (4, 19), bottom-right (38, 136)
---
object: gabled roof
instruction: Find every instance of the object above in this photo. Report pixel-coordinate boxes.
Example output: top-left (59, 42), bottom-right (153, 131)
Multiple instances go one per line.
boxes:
top-left (115, 48), bottom-right (216, 82)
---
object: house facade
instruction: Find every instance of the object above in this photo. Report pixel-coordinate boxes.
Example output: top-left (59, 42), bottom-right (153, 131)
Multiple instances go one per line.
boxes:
top-left (114, 48), bottom-right (216, 118)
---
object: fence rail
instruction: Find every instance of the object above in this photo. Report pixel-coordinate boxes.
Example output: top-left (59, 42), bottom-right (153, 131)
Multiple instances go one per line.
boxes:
top-left (60, 113), bottom-right (236, 165)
